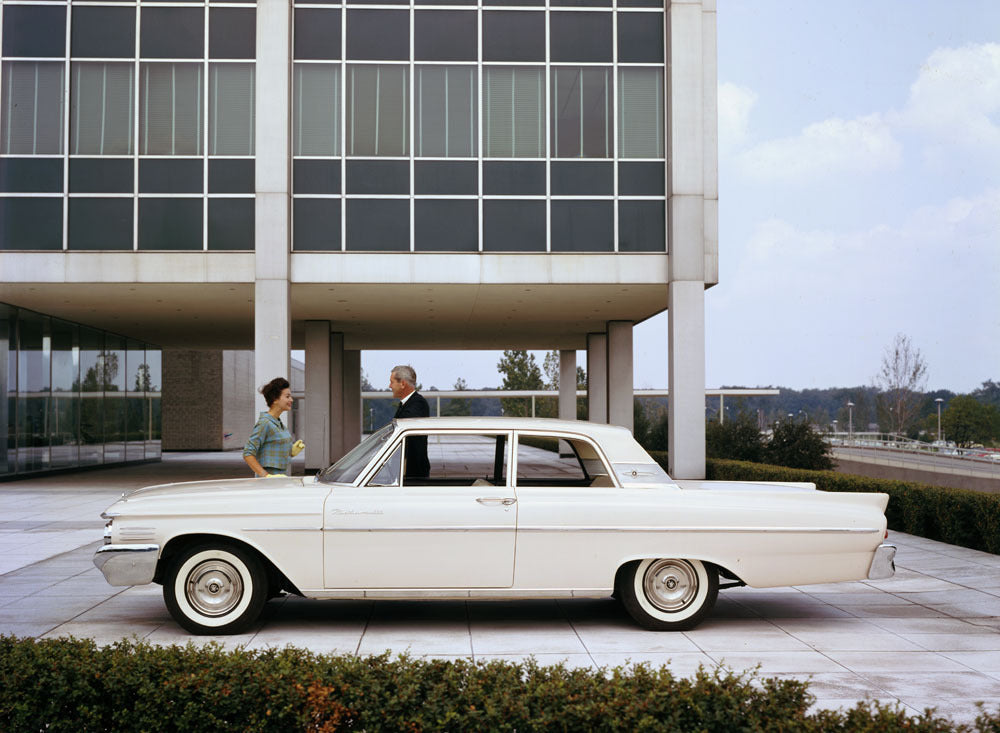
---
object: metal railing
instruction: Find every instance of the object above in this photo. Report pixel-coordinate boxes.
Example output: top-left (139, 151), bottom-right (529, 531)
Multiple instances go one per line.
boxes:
top-left (825, 431), bottom-right (1000, 478)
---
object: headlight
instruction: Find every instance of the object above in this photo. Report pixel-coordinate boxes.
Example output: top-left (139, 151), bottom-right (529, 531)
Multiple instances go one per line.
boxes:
top-left (103, 518), bottom-right (113, 544)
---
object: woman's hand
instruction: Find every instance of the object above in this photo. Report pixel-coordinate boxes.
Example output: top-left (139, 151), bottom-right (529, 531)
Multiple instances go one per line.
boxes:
top-left (291, 439), bottom-right (305, 457)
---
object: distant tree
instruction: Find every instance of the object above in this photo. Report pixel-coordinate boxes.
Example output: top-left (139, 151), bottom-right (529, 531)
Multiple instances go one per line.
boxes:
top-left (941, 396), bottom-right (997, 447)
top-left (133, 363), bottom-right (153, 392)
top-left (706, 413), bottom-right (765, 463)
top-left (641, 406), bottom-right (669, 452)
top-left (972, 380), bottom-right (1000, 409)
top-left (497, 350), bottom-right (543, 417)
top-left (874, 333), bottom-right (928, 435)
top-left (542, 350), bottom-right (560, 389)
top-left (441, 377), bottom-right (472, 417)
top-left (765, 419), bottom-right (834, 470)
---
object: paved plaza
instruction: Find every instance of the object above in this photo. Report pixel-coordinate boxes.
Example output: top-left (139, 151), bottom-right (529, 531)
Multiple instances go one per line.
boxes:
top-left (2, 453), bottom-right (999, 725)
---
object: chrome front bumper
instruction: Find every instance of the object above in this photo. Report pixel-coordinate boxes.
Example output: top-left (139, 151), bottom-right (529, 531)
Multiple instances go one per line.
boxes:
top-left (867, 543), bottom-right (897, 580)
top-left (93, 544), bottom-right (160, 586)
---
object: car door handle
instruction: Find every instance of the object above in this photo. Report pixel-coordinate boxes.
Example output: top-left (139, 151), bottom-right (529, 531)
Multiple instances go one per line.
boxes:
top-left (476, 497), bottom-right (517, 506)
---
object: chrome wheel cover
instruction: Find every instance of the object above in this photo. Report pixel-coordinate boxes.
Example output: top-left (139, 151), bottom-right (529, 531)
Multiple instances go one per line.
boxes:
top-left (642, 559), bottom-right (698, 613)
top-left (185, 560), bottom-right (244, 617)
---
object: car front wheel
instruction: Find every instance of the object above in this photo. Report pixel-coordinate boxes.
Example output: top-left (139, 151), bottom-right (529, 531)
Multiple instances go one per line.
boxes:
top-left (163, 543), bottom-right (268, 635)
top-left (618, 558), bottom-right (718, 631)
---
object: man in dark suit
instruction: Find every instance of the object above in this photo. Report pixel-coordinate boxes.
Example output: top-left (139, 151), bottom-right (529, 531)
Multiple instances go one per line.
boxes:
top-left (390, 365), bottom-right (430, 478)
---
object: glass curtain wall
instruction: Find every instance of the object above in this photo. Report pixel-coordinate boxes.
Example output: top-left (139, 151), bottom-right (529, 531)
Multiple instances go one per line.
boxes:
top-left (0, 303), bottom-right (161, 477)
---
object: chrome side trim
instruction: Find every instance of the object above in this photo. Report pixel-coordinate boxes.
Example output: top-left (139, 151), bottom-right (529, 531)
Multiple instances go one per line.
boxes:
top-left (320, 526), bottom-right (880, 534)
top-left (93, 544), bottom-right (159, 586)
top-left (867, 543), bottom-right (897, 580)
top-left (297, 588), bottom-right (613, 600)
top-left (242, 527), bottom-right (323, 532)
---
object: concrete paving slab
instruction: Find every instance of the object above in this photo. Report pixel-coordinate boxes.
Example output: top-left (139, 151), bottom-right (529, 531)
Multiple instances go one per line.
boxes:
top-left (589, 652), bottom-right (716, 675)
top-left (822, 651), bottom-right (972, 673)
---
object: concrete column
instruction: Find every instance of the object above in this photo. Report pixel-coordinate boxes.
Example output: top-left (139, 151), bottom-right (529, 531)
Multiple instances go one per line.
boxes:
top-left (304, 321), bottom-right (330, 471)
top-left (329, 332), bottom-right (345, 462)
top-left (253, 0), bottom-right (291, 414)
top-left (342, 350), bottom-right (362, 454)
top-left (668, 283), bottom-right (706, 479)
top-left (606, 321), bottom-right (634, 432)
top-left (586, 333), bottom-right (608, 423)
top-left (558, 349), bottom-right (576, 421)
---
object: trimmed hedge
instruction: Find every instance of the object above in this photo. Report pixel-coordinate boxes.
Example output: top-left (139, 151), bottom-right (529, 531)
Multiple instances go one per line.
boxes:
top-left (648, 452), bottom-right (1000, 555)
top-left (2, 636), bottom-right (996, 732)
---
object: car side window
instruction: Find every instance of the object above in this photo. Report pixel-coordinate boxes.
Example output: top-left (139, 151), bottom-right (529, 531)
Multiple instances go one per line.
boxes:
top-left (366, 445), bottom-right (402, 487)
top-left (515, 435), bottom-right (614, 487)
top-left (401, 433), bottom-right (509, 487)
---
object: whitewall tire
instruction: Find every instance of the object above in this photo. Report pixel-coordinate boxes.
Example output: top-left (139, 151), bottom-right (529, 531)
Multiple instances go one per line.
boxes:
top-left (618, 558), bottom-right (718, 631)
top-left (163, 544), bottom-right (268, 635)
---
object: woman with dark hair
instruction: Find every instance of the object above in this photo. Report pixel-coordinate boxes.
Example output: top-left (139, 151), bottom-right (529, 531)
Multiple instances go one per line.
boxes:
top-left (242, 377), bottom-right (304, 477)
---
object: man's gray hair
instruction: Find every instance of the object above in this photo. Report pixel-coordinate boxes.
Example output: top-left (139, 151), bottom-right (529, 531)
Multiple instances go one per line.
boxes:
top-left (391, 365), bottom-right (417, 387)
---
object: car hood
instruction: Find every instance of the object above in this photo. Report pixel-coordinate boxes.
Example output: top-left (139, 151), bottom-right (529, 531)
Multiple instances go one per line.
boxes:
top-left (121, 476), bottom-right (310, 501)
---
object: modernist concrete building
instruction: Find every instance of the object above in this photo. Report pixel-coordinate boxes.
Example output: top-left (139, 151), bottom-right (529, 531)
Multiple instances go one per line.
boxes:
top-left (0, 0), bottom-right (717, 478)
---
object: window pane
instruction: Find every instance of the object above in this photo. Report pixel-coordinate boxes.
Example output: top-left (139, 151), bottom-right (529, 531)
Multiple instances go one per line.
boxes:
top-left (416, 66), bottom-right (476, 157)
top-left (139, 63), bottom-right (204, 155)
top-left (102, 335), bottom-right (126, 464)
top-left (618, 200), bottom-right (664, 252)
top-left (414, 10), bottom-right (476, 61)
top-left (210, 63), bottom-right (255, 155)
top-left (294, 9), bottom-right (342, 60)
top-left (210, 8), bottom-right (255, 60)
top-left (208, 198), bottom-right (255, 250)
top-left (72, 7), bottom-right (136, 58)
top-left (145, 347), bottom-right (161, 459)
top-left (68, 199), bottom-right (134, 250)
top-left (617, 11), bottom-right (663, 63)
top-left (618, 67), bottom-right (663, 158)
top-left (140, 7), bottom-right (204, 59)
top-left (483, 67), bottom-right (544, 158)
top-left (293, 198), bottom-right (341, 251)
top-left (551, 200), bottom-right (613, 252)
top-left (347, 65), bottom-right (409, 157)
top-left (1, 306), bottom-right (16, 475)
top-left (2, 5), bottom-right (66, 57)
top-left (1, 62), bottom-right (65, 155)
top-left (414, 199), bottom-right (478, 252)
top-left (138, 198), bottom-right (203, 249)
top-left (126, 340), bottom-right (146, 461)
top-left (346, 9), bottom-right (409, 61)
top-left (294, 64), bottom-right (340, 156)
top-left (293, 159), bottom-right (340, 194)
top-left (549, 11), bottom-right (612, 63)
top-left (17, 311), bottom-right (50, 472)
top-left (483, 11), bottom-right (544, 62)
top-left (414, 161), bottom-right (477, 194)
top-left (345, 199), bottom-right (409, 250)
top-left (78, 327), bottom-right (104, 466)
top-left (0, 159), bottom-right (62, 193)
top-left (552, 67), bottom-right (611, 158)
top-left (482, 200), bottom-right (545, 251)
top-left (345, 159), bottom-right (409, 194)
top-left (209, 159), bottom-right (254, 193)
top-left (71, 63), bottom-right (135, 155)
top-left (0, 198), bottom-right (63, 250)
top-left (139, 159), bottom-right (203, 193)
top-left (50, 320), bottom-right (80, 469)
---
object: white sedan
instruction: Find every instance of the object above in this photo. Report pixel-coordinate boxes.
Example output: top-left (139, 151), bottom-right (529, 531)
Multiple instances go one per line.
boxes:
top-left (95, 417), bottom-right (896, 634)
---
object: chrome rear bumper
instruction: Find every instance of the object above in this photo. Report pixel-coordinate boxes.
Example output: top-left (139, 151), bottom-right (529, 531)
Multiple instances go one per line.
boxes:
top-left (93, 544), bottom-right (160, 586)
top-left (867, 543), bottom-right (897, 580)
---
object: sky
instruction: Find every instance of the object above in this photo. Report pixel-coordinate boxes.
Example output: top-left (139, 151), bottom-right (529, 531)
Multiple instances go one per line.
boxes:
top-left (358, 0), bottom-right (1000, 394)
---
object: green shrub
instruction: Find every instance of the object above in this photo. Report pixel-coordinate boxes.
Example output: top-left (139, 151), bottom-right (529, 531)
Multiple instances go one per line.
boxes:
top-left (647, 452), bottom-right (1000, 555)
top-left (1, 636), bottom-right (995, 732)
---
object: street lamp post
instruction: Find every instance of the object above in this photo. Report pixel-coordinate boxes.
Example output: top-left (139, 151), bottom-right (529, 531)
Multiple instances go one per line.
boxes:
top-left (935, 398), bottom-right (944, 441)
top-left (847, 401), bottom-right (854, 439)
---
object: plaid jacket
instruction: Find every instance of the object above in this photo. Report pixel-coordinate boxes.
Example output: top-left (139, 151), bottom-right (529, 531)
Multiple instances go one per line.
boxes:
top-left (243, 412), bottom-right (292, 474)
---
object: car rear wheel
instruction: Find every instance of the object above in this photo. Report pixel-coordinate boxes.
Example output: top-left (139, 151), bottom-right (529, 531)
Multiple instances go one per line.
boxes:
top-left (163, 543), bottom-right (268, 635)
top-left (618, 558), bottom-right (718, 631)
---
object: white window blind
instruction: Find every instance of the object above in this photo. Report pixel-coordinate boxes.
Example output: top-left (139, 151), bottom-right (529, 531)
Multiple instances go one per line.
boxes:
top-left (484, 67), bottom-right (544, 158)
top-left (293, 64), bottom-right (340, 157)
top-left (415, 65), bottom-right (476, 158)
top-left (210, 63), bottom-right (255, 156)
top-left (347, 64), bottom-right (408, 157)
top-left (71, 62), bottom-right (134, 155)
top-left (139, 63), bottom-right (204, 156)
top-left (618, 67), bottom-right (663, 158)
top-left (1, 62), bottom-right (65, 155)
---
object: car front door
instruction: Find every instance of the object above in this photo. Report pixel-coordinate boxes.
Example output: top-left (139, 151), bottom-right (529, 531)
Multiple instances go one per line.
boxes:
top-left (323, 431), bottom-right (516, 588)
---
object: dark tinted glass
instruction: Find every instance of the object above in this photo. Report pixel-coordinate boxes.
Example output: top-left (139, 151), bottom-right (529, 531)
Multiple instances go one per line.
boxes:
top-left (138, 199), bottom-right (203, 249)
top-left (552, 67), bottom-right (611, 158)
top-left (483, 161), bottom-right (545, 195)
top-left (70, 159), bottom-right (134, 193)
top-left (346, 160), bottom-right (409, 195)
top-left (294, 159), bottom-right (341, 194)
top-left (553, 0), bottom-right (609, 6)
top-left (414, 161), bottom-right (477, 195)
top-left (0, 158), bottom-right (62, 193)
top-left (417, 0), bottom-right (476, 5)
top-left (483, 11), bottom-right (544, 62)
top-left (210, 8), bottom-right (256, 59)
top-left (483, 200), bottom-right (545, 251)
top-left (550, 12), bottom-right (611, 62)
top-left (139, 159), bottom-right (203, 194)
top-left (618, 161), bottom-right (664, 195)
top-left (346, 199), bottom-right (409, 251)
top-left (617, 12), bottom-right (663, 63)
top-left (208, 159), bottom-right (254, 193)
top-left (208, 199), bottom-right (254, 250)
top-left (294, 9), bottom-right (342, 60)
top-left (293, 198), bottom-right (341, 250)
top-left (68, 199), bottom-right (133, 250)
top-left (551, 162), bottom-right (612, 196)
top-left (551, 200), bottom-right (613, 251)
top-left (415, 200), bottom-right (477, 251)
top-left (140, 8), bottom-right (204, 59)
top-left (484, 0), bottom-right (543, 6)
top-left (347, 10), bottom-right (409, 61)
top-left (0, 198), bottom-right (62, 250)
top-left (414, 11), bottom-right (476, 61)
top-left (2, 6), bottom-right (66, 57)
top-left (618, 200), bottom-right (664, 252)
top-left (71, 7), bottom-right (136, 58)
top-left (619, 0), bottom-right (662, 7)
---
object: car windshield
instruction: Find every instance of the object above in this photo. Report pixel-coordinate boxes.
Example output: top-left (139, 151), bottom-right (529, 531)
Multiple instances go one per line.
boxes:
top-left (318, 423), bottom-right (395, 485)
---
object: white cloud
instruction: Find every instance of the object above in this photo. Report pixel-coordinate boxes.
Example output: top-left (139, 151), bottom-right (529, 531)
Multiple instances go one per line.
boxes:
top-left (896, 43), bottom-right (1000, 153)
top-left (734, 114), bottom-right (902, 183)
top-left (717, 82), bottom-right (757, 155)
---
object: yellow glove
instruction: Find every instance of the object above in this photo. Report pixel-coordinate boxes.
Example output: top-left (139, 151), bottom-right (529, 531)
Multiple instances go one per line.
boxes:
top-left (265, 473), bottom-right (287, 478)
top-left (291, 439), bottom-right (305, 457)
